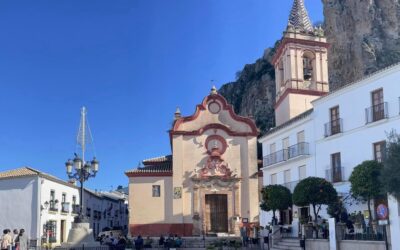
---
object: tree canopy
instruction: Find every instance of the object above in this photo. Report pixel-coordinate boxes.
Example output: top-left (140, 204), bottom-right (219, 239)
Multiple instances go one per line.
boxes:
top-left (349, 160), bottom-right (383, 222)
top-left (260, 185), bottom-right (292, 222)
top-left (293, 177), bottom-right (337, 223)
top-left (382, 133), bottom-right (400, 199)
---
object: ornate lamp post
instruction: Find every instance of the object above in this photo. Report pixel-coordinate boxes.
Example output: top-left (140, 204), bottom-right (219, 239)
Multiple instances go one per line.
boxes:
top-left (62, 107), bottom-right (100, 247)
top-left (65, 154), bottom-right (98, 222)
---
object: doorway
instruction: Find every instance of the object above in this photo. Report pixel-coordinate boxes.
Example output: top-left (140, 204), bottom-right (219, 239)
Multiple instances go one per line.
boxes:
top-left (205, 194), bottom-right (228, 233)
top-left (60, 220), bottom-right (66, 243)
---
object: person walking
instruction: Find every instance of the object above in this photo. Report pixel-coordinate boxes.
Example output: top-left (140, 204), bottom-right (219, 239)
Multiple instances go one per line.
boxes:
top-left (15, 229), bottom-right (28, 250)
top-left (11, 230), bottom-right (18, 250)
top-left (1, 230), bottom-right (12, 250)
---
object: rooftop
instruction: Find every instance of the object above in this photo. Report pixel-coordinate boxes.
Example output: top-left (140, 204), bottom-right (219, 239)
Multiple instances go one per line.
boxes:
top-left (0, 167), bottom-right (77, 189)
top-left (287, 0), bottom-right (313, 33)
top-left (125, 155), bottom-right (173, 175)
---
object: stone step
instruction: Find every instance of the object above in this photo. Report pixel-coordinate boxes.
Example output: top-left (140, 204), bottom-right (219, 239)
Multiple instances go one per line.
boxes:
top-left (272, 245), bottom-right (303, 250)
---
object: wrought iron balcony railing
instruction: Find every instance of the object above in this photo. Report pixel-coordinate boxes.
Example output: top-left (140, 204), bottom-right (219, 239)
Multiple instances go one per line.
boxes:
top-left (72, 204), bottom-right (80, 214)
top-left (61, 202), bottom-right (70, 213)
top-left (263, 142), bottom-right (309, 167)
top-left (288, 142), bottom-right (309, 158)
top-left (283, 180), bottom-right (299, 193)
top-left (365, 102), bottom-right (388, 124)
top-left (325, 167), bottom-right (345, 183)
top-left (324, 118), bottom-right (343, 137)
top-left (49, 200), bottom-right (58, 212)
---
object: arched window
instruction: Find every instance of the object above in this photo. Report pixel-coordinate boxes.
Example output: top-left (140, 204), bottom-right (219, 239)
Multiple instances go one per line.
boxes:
top-left (302, 51), bottom-right (315, 86)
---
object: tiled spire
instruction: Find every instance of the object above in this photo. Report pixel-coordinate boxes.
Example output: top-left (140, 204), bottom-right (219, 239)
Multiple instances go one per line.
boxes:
top-left (287, 0), bottom-right (313, 33)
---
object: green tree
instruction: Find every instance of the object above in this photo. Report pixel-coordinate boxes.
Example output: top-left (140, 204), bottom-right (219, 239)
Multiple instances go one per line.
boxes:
top-left (349, 160), bottom-right (383, 223)
top-left (382, 132), bottom-right (400, 199)
top-left (260, 185), bottom-right (292, 224)
top-left (293, 177), bottom-right (337, 225)
top-left (327, 198), bottom-right (348, 223)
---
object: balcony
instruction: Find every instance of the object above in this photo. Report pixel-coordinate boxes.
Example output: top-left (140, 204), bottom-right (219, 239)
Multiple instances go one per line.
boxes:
top-left (324, 118), bottom-right (343, 137)
top-left (263, 142), bottom-right (309, 167)
top-left (283, 180), bottom-right (299, 193)
top-left (365, 102), bottom-right (388, 124)
top-left (325, 167), bottom-right (345, 183)
top-left (49, 200), bottom-right (59, 212)
top-left (72, 204), bottom-right (80, 214)
top-left (61, 202), bottom-right (70, 213)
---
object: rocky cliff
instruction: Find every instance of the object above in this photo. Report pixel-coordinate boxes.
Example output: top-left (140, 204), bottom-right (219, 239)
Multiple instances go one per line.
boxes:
top-left (323, 0), bottom-right (400, 89)
top-left (219, 48), bottom-right (276, 134)
top-left (220, 0), bottom-right (400, 135)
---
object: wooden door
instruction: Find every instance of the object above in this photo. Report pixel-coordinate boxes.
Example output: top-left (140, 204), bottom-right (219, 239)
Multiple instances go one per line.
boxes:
top-left (205, 194), bottom-right (228, 233)
top-left (60, 220), bottom-right (66, 243)
top-left (371, 89), bottom-right (384, 121)
top-left (330, 106), bottom-right (340, 134)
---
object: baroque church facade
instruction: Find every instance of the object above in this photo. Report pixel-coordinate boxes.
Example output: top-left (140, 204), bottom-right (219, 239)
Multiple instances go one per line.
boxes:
top-left (125, 87), bottom-right (260, 236)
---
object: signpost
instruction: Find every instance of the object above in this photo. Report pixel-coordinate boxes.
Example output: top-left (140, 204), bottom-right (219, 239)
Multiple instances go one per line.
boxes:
top-left (376, 204), bottom-right (389, 250)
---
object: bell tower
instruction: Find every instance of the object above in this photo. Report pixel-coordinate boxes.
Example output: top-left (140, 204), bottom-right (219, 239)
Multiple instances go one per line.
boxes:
top-left (273, 0), bottom-right (329, 126)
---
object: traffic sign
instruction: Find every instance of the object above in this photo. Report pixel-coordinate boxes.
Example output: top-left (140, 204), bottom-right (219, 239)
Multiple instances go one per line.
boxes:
top-left (377, 204), bottom-right (389, 220)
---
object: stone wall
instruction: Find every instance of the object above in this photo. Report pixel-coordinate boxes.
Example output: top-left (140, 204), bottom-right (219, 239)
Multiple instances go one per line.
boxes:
top-left (305, 239), bottom-right (329, 250)
top-left (339, 240), bottom-right (386, 250)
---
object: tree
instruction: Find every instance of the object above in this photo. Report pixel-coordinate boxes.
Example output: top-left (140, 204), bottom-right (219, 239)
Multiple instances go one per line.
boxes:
top-left (260, 185), bottom-right (292, 224)
top-left (382, 132), bottom-right (400, 199)
top-left (293, 177), bottom-right (337, 225)
top-left (327, 198), bottom-right (348, 223)
top-left (349, 160), bottom-right (383, 223)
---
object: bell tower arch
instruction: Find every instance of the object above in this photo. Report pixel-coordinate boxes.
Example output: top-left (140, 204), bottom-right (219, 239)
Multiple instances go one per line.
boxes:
top-left (273, 0), bottom-right (330, 126)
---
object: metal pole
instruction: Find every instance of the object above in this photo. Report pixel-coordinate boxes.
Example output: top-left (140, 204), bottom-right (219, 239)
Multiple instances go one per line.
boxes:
top-left (384, 226), bottom-right (389, 250)
top-left (80, 174), bottom-right (84, 220)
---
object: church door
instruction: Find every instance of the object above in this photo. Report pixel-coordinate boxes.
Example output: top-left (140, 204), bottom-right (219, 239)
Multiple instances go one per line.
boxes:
top-left (205, 194), bottom-right (228, 233)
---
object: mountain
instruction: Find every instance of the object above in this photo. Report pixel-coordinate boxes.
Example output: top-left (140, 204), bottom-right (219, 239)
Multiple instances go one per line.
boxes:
top-left (323, 0), bottom-right (400, 89)
top-left (219, 0), bottom-right (400, 135)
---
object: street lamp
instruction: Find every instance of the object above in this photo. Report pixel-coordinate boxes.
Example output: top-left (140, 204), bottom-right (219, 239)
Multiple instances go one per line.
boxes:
top-left (65, 107), bottom-right (99, 223)
top-left (66, 154), bottom-right (99, 222)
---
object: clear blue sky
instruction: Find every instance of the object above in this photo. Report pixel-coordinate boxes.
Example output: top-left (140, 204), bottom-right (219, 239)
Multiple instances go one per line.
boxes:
top-left (0, 0), bottom-right (323, 191)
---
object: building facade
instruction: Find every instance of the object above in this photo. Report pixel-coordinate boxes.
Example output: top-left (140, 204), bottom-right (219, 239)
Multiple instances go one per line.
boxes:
top-left (259, 0), bottom-right (400, 246)
top-left (0, 167), bottom-right (79, 246)
top-left (84, 189), bottom-right (129, 238)
top-left (126, 88), bottom-right (259, 237)
top-left (0, 167), bottom-right (128, 246)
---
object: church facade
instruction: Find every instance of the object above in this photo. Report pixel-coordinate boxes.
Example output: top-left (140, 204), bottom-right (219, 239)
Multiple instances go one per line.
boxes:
top-left (125, 88), bottom-right (260, 236)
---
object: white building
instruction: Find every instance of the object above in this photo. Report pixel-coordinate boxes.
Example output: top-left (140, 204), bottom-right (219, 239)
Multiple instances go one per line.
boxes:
top-left (259, 0), bottom-right (400, 247)
top-left (0, 167), bottom-right (79, 246)
top-left (84, 189), bottom-right (129, 237)
top-left (0, 167), bottom-right (129, 246)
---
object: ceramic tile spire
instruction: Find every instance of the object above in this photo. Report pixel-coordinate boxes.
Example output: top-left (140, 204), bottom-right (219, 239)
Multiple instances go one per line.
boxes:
top-left (287, 0), bottom-right (313, 32)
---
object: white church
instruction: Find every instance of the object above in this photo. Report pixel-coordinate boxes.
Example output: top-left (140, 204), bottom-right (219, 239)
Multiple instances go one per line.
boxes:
top-left (259, 0), bottom-right (400, 248)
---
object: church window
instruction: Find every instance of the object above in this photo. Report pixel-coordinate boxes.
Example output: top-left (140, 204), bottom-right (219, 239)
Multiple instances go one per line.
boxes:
top-left (302, 51), bottom-right (315, 87)
top-left (152, 185), bottom-right (161, 197)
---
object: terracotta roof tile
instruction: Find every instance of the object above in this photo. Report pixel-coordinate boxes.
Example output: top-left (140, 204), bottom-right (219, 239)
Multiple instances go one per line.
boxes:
top-left (126, 155), bottom-right (173, 174)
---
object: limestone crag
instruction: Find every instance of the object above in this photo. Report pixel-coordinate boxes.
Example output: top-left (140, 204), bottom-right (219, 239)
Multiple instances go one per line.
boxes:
top-left (219, 49), bottom-right (276, 135)
top-left (323, 0), bottom-right (400, 89)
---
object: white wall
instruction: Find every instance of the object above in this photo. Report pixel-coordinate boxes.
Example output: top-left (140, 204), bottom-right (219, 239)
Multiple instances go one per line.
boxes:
top-left (39, 177), bottom-right (79, 246)
top-left (0, 176), bottom-right (39, 241)
top-left (260, 63), bottom-right (400, 240)
top-left (313, 65), bottom-right (400, 217)
top-left (259, 116), bottom-right (315, 231)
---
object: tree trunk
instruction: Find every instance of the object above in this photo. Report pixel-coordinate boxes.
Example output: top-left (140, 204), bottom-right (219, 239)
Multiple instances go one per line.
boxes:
top-left (273, 209), bottom-right (276, 225)
top-left (312, 204), bottom-right (318, 239)
top-left (367, 198), bottom-right (372, 227)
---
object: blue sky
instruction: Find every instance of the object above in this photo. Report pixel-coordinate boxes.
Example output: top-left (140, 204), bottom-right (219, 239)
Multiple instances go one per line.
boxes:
top-left (0, 0), bottom-right (323, 190)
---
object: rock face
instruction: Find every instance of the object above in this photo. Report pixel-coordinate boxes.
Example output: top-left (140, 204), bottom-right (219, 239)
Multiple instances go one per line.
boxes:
top-left (220, 0), bottom-right (400, 135)
top-left (323, 0), bottom-right (400, 89)
top-left (219, 49), bottom-right (276, 135)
